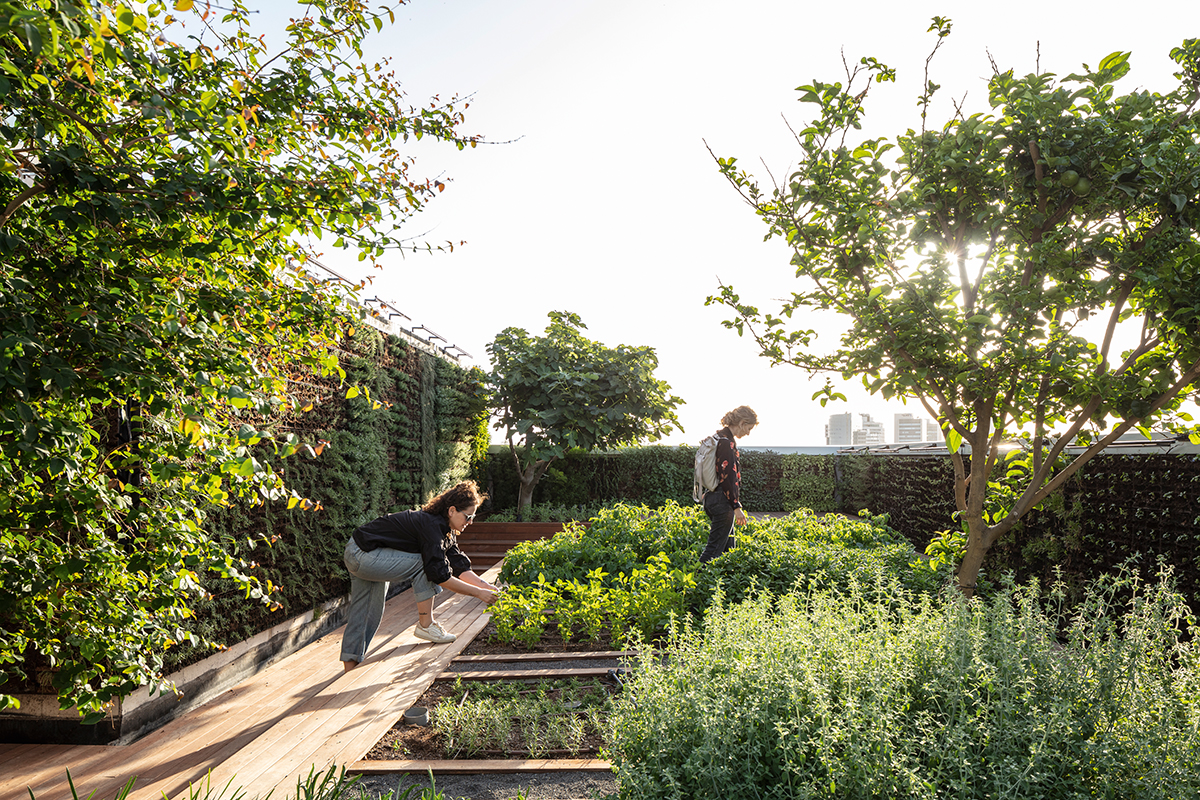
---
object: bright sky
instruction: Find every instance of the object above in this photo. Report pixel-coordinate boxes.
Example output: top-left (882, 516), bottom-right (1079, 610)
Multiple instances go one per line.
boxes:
top-left (292, 0), bottom-right (1198, 446)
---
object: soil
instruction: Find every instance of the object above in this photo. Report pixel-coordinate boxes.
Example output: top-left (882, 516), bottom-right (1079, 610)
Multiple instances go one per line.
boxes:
top-left (355, 620), bottom-right (627, 798)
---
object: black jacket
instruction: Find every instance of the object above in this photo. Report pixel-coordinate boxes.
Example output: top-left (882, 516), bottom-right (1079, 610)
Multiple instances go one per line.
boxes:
top-left (351, 510), bottom-right (472, 584)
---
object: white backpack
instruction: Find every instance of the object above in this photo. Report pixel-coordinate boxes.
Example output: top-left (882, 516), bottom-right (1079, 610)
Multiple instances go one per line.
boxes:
top-left (693, 434), bottom-right (727, 502)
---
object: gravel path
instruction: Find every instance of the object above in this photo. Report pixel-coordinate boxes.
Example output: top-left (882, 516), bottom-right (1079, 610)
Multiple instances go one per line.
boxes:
top-left (351, 770), bottom-right (617, 800)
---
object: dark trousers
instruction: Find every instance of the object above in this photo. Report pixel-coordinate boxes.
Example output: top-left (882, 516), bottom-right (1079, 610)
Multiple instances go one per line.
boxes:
top-left (700, 493), bottom-right (736, 563)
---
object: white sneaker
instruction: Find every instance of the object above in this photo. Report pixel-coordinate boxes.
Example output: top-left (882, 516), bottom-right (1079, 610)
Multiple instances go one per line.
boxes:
top-left (414, 621), bottom-right (456, 644)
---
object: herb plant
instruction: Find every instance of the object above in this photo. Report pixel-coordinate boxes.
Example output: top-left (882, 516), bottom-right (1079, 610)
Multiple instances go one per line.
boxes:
top-left (609, 568), bottom-right (1200, 799)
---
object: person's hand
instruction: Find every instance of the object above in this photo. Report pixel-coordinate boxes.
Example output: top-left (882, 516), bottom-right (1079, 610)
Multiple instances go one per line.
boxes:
top-left (479, 588), bottom-right (499, 606)
top-left (734, 508), bottom-right (748, 526)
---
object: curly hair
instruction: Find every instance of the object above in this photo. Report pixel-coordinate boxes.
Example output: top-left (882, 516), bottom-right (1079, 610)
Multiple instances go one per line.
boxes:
top-left (721, 405), bottom-right (758, 428)
top-left (422, 480), bottom-right (487, 518)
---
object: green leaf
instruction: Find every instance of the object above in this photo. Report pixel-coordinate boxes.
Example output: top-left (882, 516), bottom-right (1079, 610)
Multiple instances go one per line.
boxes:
top-left (21, 23), bottom-right (43, 58)
top-left (1098, 51), bottom-right (1131, 72)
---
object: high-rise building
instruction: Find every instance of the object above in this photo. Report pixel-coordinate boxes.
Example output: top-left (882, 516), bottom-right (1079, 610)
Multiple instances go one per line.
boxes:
top-left (926, 419), bottom-right (942, 443)
top-left (826, 412), bottom-right (852, 445)
top-left (895, 413), bottom-right (926, 443)
top-left (853, 414), bottom-right (886, 445)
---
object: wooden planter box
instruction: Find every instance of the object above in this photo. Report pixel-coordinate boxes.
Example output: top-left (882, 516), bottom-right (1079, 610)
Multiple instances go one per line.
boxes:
top-left (457, 521), bottom-right (581, 569)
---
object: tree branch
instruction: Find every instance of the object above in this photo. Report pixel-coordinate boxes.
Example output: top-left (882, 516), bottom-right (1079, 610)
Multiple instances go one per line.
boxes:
top-left (0, 181), bottom-right (50, 227)
top-left (1023, 359), bottom-right (1200, 512)
top-left (1098, 276), bottom-right (1137, 370)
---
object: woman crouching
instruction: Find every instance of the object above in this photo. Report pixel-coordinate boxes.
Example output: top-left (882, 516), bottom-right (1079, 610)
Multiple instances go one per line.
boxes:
top-left (339, 480), bottom-right (499, 671)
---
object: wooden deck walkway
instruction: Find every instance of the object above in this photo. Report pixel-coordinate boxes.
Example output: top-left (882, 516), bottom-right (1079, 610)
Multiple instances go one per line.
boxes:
top-left (0, 565), bottom-right (501, 800)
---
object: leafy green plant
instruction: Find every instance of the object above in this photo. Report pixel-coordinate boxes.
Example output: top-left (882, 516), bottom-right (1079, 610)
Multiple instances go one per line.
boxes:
top-left (499, 501), bottom-right (707, 587)
top-left (490, 575), bottom-right (555, 649)
top-left (910, 526), bottom-right (970, 592)
top-left (694, 509), bottom-right (921, 608)
top-left (494, 504), bottom-right (922, 647)
top-left (0, 0), bottom-right (482, 715)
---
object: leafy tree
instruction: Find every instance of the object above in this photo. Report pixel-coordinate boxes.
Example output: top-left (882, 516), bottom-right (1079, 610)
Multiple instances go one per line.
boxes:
top-left (709, 19), bottom-right (1200, 595)
top-left (0, 0), bottom-right (476, 716)
top-left (487, 311), bottom-right (684, 516)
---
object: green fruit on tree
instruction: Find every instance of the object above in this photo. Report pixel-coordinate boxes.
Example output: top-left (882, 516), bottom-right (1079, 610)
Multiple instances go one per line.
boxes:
top-left (1072, 176), bottom-right (1092, 196)
top-left (1060, 169), bottom-right (1080, 188)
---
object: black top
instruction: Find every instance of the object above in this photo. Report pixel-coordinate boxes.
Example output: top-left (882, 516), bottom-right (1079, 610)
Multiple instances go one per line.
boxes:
top-left (714, 426), bottom-right (742, 509)
top-left (351, 509), bottom-right (472, 584)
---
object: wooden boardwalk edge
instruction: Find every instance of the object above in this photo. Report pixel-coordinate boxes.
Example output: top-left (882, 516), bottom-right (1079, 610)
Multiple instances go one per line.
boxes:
top-left (347, 758), bottom-right (612, 774)
top-left (0, 563), bottom-right (512, 800)
top-left (436, 667), bottom-right (615, 681)
top-left (452, 650), bottom-right (636, 663)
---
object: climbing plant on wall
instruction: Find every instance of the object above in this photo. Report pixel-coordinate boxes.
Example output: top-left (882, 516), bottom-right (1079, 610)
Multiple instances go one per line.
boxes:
top-left (168, 330), bottom-right (485, 673)
top-left (0, 0), bottom-right (481, 716)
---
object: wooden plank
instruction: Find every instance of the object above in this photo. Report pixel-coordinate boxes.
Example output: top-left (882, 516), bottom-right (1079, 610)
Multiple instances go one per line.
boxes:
top-left (260, 568), bottom-right (504, 792)
top-left (274, 597), bottom-right (494, 777)
top-left (436, 667), bottom-right (614, 681)
top-left (348, 758), bottom-right (611, 774)
top-left (0, 565), bottom-right (505, 800)
top-left (200, 587), bottom-right (497, 797)
top-left (0, 743), bottom-right (32, 759)
top-left (6, 588), bottom-right (434, 800)
top-left (37, 641), bottom-right (357, 800)
top-left (134, 616), bottom-right (456, 800)
top-left (83, 595), bottom-right (409, 800)
top-left (315, 609), bottom-right (494, 768)
top-left (5, 744), bottom-right (115, 800)
top-left (0, 744), bottom-right (98, 800)
top-left (185, 607), bottom-right (471, 795)
top-left (460, 523), bottom-right (568, 535)
top-left (453, 651), bottom-right (634, 663)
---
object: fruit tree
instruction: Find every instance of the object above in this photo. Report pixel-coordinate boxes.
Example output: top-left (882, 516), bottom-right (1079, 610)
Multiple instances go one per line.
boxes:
top-left (487, 311), bottom-right (684, 516)
top-left (709, 19), bottom-right (1200, 594)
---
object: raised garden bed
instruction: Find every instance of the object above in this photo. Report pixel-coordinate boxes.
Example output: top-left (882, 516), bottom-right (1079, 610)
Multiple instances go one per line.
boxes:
top-left (456, 522), bottom-right (574, 569)
top-left (460, 619), bottom-right (623, 656)
top-left (364, 671), bottom-right (619, 762)
top-left (355, 621), bottom-right (637, 775)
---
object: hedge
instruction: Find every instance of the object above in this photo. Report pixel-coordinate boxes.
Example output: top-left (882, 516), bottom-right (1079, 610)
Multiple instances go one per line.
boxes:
top-left (474, 446), bottom-right (1200, 602)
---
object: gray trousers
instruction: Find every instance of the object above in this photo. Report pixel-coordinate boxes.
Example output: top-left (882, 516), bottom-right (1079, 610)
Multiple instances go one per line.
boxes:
top-left (339, 538), bottom-right (443, 663)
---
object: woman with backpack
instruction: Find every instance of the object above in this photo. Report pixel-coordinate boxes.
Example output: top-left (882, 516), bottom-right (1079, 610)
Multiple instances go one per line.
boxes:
top-left (339, 480), bottom-right (500, 672)
top-left (698, 405), bottom-right (758, 562)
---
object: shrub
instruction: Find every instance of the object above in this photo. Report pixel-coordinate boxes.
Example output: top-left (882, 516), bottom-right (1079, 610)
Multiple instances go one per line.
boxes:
top-left (608, 568), bottom-right (1200, 800)
top-left (498, 501), bottom-right (707, 586)
top-left (493, 504), bottom-right (927, 647)
top-left (693, 509), bottom-right (923, 608)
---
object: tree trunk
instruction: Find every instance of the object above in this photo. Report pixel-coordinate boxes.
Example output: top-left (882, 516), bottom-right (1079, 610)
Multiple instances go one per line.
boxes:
top-left (956, 515), bottom-right (989, 598)
top-left (516, 459), bottom-right (552, 520)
